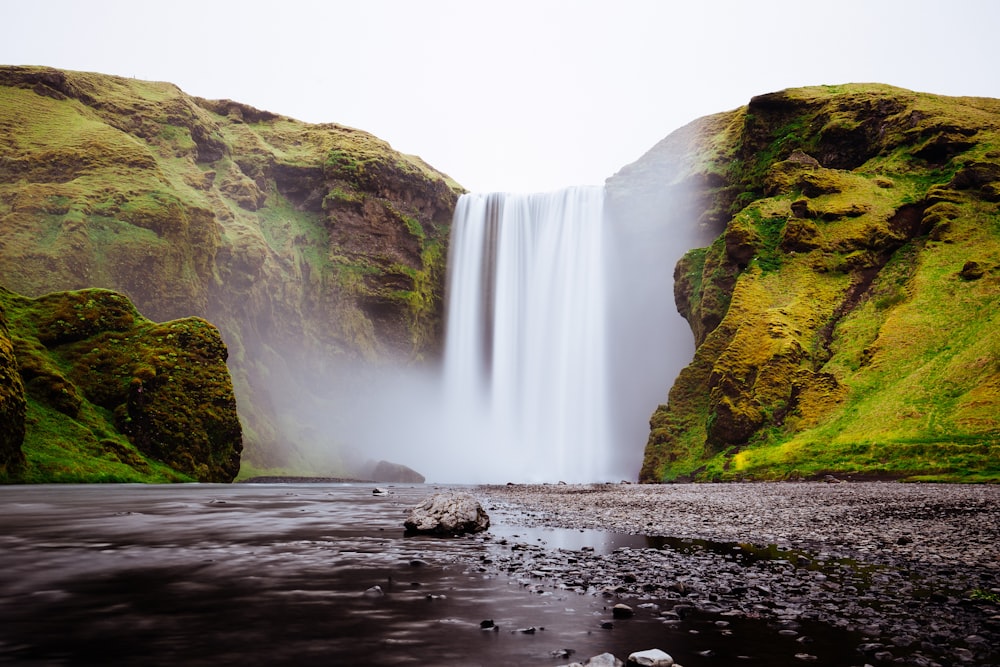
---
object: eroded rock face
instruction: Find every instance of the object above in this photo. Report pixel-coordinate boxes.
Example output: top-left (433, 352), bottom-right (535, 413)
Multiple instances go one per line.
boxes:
top-left (403, 492), bottom-right (490, 535)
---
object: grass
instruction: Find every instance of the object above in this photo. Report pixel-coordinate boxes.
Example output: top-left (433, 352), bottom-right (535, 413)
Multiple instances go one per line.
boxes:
top-left (0, 65), bottom-right (462, 475)
top-left (642, 83), bottom-right (1000, 483)
top-left (15, 398), bottom-right (190, 483)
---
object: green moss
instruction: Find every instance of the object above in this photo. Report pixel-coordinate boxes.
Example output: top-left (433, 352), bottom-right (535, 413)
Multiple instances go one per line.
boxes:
top-left (325, 149), bottom-right (361, 178)
top-left (0, 66), bottom-right (463, 474)
top-left (745, 207), bottom-right (787, 273)
top-left (641, 84), bottom-right (1000, 483)
top-left (0, 286), bottom-right (242, 483)
top-left (17, 397), bottom-right (191, 483)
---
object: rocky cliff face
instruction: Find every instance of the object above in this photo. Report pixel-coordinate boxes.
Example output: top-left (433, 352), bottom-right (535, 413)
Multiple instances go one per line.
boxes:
top-left (623, 84), bottom-right (1000, 482)
top-left (0, 66), bottom-right (462, 474)
top-left (0, 286), bottom-right (241, 482)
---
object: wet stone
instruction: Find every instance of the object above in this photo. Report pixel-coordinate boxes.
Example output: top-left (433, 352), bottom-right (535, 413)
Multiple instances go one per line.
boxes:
top-left (612, 603), bottom-right (634, 619)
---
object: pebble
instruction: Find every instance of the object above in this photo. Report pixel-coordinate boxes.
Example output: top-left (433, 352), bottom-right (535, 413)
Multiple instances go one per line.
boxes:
top-left (611, 603), bottom-right (634, 619)
top-left (476, 482), bottom-right (1000, 666)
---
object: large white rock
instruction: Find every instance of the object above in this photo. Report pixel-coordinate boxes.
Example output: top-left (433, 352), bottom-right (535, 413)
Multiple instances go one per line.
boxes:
top-left (403, 492), bottom-right (490, 535)
top-left (627, 648), bottom-right (674, 666)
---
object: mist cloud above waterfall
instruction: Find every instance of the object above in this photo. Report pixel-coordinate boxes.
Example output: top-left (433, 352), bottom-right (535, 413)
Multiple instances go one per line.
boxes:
top-left (4, 0), bottom-right (1000, 193)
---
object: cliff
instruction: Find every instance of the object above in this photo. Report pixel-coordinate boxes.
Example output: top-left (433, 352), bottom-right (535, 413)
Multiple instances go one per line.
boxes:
top-left (621, 84), bottom-right (1000, 482)
top-left (0, 66), bottom-right (462, 475)
top-left (0, 286), bottom-right (241, 482)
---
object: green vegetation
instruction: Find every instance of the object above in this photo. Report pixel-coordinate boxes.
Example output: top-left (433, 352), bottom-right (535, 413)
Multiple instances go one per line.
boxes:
top-left (640, 84), bottom-right (1000, 483)
top-left (0, 66), bottom-right (462, 477)
top-left (0, 286), bottom-right (241, 483)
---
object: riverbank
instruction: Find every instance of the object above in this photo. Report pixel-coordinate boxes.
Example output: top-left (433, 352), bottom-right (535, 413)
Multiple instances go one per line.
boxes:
top-left (477, 482), bottom-right (1000, 666)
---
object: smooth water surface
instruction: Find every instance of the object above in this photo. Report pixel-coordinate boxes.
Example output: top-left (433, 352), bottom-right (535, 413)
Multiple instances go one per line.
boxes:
top-left (0, 484), bottom-right (864, 666)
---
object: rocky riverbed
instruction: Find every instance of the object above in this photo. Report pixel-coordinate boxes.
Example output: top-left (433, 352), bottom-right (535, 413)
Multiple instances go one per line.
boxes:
top-left (476, 482), bottom-right (1000, 667)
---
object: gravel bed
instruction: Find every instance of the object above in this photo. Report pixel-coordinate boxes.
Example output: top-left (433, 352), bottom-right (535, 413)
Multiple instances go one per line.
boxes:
top-left (476, 482), bottom-right (1000, 666)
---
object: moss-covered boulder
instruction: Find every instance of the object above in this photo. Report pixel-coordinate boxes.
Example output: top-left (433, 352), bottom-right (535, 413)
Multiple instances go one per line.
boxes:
top-left (0, 66), bottom-right (462, 476)
top-left (626, 84), bottom-right (1000, 483)
top-left (0, 286), bottom-right (242, 482)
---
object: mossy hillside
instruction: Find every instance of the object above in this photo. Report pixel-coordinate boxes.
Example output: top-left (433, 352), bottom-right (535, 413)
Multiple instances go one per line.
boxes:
top-left (639, 84), bottom-right (1000, 482)
top-left (0, 286), bottom-right (242, 483)
top-left (0, 66), bottom-right (462, 475)
top-left (0, 300), bottom-right (26, 475)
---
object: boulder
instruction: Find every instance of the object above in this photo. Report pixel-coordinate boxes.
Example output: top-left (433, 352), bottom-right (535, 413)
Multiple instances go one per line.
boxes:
top-left (627, 648), bottom-right (674, 666)
top-left (403, 491), bottom-right (490, 535)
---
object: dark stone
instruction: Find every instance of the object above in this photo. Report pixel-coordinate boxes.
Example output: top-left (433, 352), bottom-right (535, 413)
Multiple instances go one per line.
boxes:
top-left (949, 161), bottom-right (1000, 191)
top-left (791, 199), bottom-right (813, 219)
top-left (612, 603), bottom-right (634, 619)
top-left (724, 222), bottom-right (758, 266)
top-left (959, 261), bottom-right (985, 280)
top-left (786, 150), bottom-right (821, 167)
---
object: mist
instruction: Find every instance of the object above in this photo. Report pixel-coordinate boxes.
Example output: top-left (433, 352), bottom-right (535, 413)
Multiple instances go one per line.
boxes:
top-left (242, 146), bottom-right (713, 484)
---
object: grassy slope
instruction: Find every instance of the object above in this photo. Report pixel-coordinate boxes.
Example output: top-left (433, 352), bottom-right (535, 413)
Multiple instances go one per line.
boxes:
top-left (0, 67), bottom-right (461, 478)
top-left (641, 84), bottom-right (1000, 482)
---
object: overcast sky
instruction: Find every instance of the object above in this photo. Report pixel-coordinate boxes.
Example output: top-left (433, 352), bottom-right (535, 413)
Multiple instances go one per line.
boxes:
top-left (4, 0), bottom-right (999, 193)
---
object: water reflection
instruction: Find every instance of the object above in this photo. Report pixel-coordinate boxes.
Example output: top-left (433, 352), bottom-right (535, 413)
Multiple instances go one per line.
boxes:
top-left (1, 484), bottom-right (863, 666)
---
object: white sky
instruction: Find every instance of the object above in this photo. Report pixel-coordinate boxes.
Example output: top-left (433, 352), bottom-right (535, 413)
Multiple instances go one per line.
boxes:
top-left (3, 0), bottom-right (999, 193)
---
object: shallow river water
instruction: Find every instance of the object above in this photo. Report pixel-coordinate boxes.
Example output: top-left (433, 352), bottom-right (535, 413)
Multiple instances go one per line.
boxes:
top-left (0, 484), bottom-right (872, 666)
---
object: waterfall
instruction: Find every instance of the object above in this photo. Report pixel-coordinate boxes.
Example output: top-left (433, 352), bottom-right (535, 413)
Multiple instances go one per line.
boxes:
top-left (442, 186), bottom-right (610, 483)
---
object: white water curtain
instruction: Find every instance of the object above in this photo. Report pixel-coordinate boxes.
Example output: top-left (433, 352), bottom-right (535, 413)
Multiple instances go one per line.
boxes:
top-left (443, 187), bottom-right (610, 483)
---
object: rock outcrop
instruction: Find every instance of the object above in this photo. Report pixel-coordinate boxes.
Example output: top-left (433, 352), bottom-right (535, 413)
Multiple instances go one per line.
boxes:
top-left (370, 459), bottom-right (426, 483)
top-left (0, 66), bottom-right (462, 475)
top-left (0, 286), bottom-right (242, 482)
top-left (619, 84), bottom-right (1000, 482)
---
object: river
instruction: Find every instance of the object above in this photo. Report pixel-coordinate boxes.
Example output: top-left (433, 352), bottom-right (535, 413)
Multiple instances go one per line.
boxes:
top-left (0, 483), bottom-right (874, 666)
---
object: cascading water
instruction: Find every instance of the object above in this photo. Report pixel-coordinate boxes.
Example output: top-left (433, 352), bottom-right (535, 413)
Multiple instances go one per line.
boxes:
top-left (443, 186), bottom-right (610, 483)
